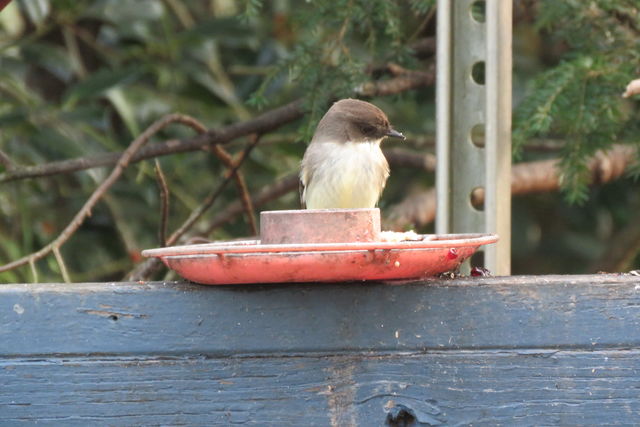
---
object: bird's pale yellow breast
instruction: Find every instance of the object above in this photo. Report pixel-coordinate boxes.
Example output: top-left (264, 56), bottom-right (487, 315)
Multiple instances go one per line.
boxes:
top-left (301, 140), bottom-right (389, 209)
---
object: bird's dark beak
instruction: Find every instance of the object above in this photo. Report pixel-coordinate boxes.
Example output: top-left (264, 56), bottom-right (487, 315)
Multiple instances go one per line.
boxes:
top-left (386, 128), bottom-right (405, 140)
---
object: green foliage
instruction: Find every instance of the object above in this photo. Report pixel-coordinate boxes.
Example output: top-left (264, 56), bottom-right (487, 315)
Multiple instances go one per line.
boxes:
top-left (514, 0), bottom-right (640, 202)
top-left (244, 0), bottom-right (410, 138)
top-left (0, 0), bottom-right (638, 281)
top-left (0, 0), bottom-right (433, 282)
top-left (409, 0), bottom-right (436, 16)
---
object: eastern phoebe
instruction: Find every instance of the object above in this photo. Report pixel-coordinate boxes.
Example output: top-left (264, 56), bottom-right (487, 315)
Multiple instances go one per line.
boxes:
top-left (300, 98), bottom-right (405, 209)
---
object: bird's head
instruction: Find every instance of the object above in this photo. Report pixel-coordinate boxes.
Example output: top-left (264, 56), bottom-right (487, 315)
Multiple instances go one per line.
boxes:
top-left (312, 98), bottom-right (405, 144)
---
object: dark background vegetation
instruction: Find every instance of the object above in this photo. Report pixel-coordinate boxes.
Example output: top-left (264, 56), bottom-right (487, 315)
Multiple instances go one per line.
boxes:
top-left (0, 0), bottom-right (639, 282)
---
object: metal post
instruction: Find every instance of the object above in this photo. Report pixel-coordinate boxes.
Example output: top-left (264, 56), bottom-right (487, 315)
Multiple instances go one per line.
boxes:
top-left (436, 0), bottom-right (512, 275)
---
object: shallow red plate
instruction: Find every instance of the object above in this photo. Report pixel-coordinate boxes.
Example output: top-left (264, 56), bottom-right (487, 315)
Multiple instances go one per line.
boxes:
top-left (142, 233), bottom-right (498, 285)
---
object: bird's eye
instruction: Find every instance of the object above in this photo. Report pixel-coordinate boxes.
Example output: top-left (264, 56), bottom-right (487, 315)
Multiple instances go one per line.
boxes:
top-left (361, 124), bottom-right (376, 135)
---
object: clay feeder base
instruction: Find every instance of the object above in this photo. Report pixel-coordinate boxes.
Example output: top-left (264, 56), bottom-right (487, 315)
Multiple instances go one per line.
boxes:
top-left (142, 208), bottom-right (498, 285)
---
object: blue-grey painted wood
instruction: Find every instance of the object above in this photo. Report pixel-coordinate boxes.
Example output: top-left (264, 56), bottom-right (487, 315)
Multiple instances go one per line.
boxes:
top-left (1, 275), bottom-right (640, 357)
top-left (2, 274), bottom-right (640, 426)
top-left (2, 350), bottom-right (639, 426)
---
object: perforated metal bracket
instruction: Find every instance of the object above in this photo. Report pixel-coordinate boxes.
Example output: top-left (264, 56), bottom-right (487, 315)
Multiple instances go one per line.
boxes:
top-left (436, 0), bottom-right (512, 275)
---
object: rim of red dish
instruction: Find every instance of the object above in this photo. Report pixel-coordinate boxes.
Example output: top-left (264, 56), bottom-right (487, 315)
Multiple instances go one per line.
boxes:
top-left (142, 233), bottom-right (498, 257)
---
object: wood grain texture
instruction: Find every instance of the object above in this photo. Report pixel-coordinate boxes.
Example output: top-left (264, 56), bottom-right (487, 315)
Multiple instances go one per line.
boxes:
top-left (2, 350), bottom-right (639, 426)
top-left (2, 275), bottom-right (640, 357)
top-left (1, 274), bottom-right (640, 425)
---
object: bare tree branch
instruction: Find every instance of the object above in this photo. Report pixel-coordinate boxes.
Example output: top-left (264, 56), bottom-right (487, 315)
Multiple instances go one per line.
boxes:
top-left (1, 63), bottom-right (443, 185)
top-left (386, 144), bottom-right (637, 230)
top-left (0, 149), bottom-right (16, 170)
top-left (590, 212), bottom-right (640, 273)
top-left (357, 63), bottom-right (436, 97)
top-left (409, 37), bottom-right (436, 59)
top-left (1, 68), bottom-right (443, 278)
top-left (0, 99), bottom-right (305, 183)
top-left (29, 258), bottom-right (38, 283)
top-left (0, 114), bottom-right (202, 275)
top-left (198, 150), bottom-right (436, 237)
top-left (383, 148), bottom-right (436, 172)
top-left (154, 159), bottom-right (170, 247)
top-left (53, 246), bottom-right (71, 283)
top-left (128, 134), bottom-right (263, 281)
top-left (209, 143), bottom-right (258, 236)
top-left (203, 173), bottom-right (300, 235)
top-left (156, 115), bottom-right (260, 237)
top-left (384, 188), bottom-right (437, 231)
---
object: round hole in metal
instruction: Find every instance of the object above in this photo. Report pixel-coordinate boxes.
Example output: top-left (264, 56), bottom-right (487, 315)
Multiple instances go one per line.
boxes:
top-left (470, 123), bottom-right (485, 148)
top-left (470, 187), bottom-right (484, 211)
top-left (471, 61), bottom-right (485, 85)
top-left (470, 0), bottom-right (486, 23)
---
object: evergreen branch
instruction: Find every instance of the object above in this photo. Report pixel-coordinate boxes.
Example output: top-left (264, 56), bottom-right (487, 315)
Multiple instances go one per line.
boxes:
top-left (514, 58), bottom-right (581, 153)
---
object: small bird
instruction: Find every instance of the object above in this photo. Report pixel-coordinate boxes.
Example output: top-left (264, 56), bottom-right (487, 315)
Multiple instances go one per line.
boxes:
top-left (300, 98), bottom-right (405, 209)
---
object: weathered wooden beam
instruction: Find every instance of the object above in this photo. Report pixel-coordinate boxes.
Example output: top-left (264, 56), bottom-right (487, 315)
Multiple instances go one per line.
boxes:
top-left (2, 275), bottom-right (640, 357)
top-left (3, 349), bottom-right (640, 425)
top-left (1, 275), bottom-right (640, 425)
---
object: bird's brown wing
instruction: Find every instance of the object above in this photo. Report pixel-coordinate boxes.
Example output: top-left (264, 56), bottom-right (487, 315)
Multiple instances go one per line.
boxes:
top-left (299, 147), bottom-right (315, 209)
top-left (299, 179), bottom-right (306, 209)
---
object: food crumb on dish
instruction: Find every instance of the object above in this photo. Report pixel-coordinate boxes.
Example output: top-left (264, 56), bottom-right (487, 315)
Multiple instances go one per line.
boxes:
top-left (380, 230), bottom-right (423, 242)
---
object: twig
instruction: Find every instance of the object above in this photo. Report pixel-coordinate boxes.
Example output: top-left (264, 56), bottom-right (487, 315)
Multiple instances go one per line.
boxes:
top-left (102, 193), bottom-right (141, 263)
top-left (203, 173), bottom-right (300, 235)
top-left (408, 9), bottom-right (436, 44)
top-left (53, 246), bottom-right (71, 283)
top-left (209, 141), bottom-right (259, 236)
top-left (157, 114), bottom-right (258, 236)
top-left (383, 148), bottom-right (436, 172)
top-left (154, 159), bottom-right (170, 247)
top-left (409, 37), bottom-right (436, 57)
top-left (384, 188), bottom-right (437, 231)
top-left (357, 63), bottom-right (435, 97)
top-left (609, 9), bottom-right (640, 36)
top-left (198, 150), bottom-right (438, 237)
top-left (128, 134), bottom-right (263, 281)
top-left (0, 99), bottom-right (305, 183)
top-left (386, 144), bottom-right (637, 230)
top-left (0, 149), bottom-right (15, 170)
top-left (590, 211), bottom-right (640, 273)
top-left (199, 150), bottom-right (437, 237)
top-left (0, 114), bottom-right (202, 275)
top-left (62, 25), bottom-right (88, 79)
top-left (169, 135), bottom-right (261, 245)
top-left (29, 258), bottom-right (38, 283)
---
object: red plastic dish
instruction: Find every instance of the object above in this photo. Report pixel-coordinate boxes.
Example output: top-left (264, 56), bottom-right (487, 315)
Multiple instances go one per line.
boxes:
top-left (142, 233), bottom-right (498, 285)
